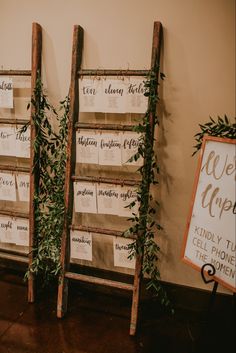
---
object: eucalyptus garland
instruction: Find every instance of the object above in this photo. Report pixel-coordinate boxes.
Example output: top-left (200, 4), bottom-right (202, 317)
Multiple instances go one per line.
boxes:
top-left (124, 67), bottom-right (172, 311)
top-left (193, 115), bottom-right (236, 155)
top-left (25, 76), bottom-right (69, 282)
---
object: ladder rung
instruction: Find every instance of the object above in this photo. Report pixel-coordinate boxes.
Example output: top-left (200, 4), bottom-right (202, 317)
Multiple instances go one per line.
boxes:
top-left (70, 224), bottom-right (136, 239)
top-left (0, 210), bottom-right (29, 219)
top-left (75, 122), bottom-right (136, 131)
top-left (0, 118), bottom-right (29, 125)
top-left (65, 271), bottom-right (134, 291)
top-left (72, 175), bottom-right (140, 186)
top-left (0, 164), bottom-right (30, 173)
top-left (0, 70), bottom-right (31, 76)
top-left (78, 69), bottom-right (150, 77)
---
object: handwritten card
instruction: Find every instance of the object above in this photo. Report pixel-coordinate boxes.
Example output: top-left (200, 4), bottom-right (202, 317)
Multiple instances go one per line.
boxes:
top-left (15, 126), bottom-right (31, 158)
top-left (0, 125), bottom-right (16, 156)
top-left (125, 77), bottom-right (148, 113)
top-left (0, 77), bottom-right (13, 108)
top-left (97, 183), bottom-right (120, 215)
top-left (103, 79), bottom-right (126, 113)
top-left (76, 130), bottom-right (99, 164)
top-left (79, 78), bottom-right (104, 112)
top-left (122, 131), bottom-right (143, 166)
top-left (16, 173), bottom-right (30, 202)
top-left (0, 215), bottom-right (16, 244)
top-left (70, 230), bottom-right (92, 261)
top-left (119, 186), bottom-right (139, 217)
top-left (74, 182), bottom-right (97, 214)
top-left (0, 172), bottom-right (16, 201)
top-left (113, 236), bottom-right (135, 269)
top-left (15, 218), bottom-right (29, 246)
top-left (99, 132), bottom-right (122, 166)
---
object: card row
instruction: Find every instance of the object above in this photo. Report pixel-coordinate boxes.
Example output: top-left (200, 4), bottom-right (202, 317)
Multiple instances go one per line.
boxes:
top-left (79, 77), bottom-right (148, 114)
top-left (76, 130), bottom-right (143, 166)
top-left (71, 230), bottom-right (135, 269)
top-left (0, 125), bottom-right (30, 158)
top-left (0, 215), bottom-right (29, 246)
top-left (0, 172), bottom-right (29, 202)
top-left (74, 182), bottom-right (139, 217)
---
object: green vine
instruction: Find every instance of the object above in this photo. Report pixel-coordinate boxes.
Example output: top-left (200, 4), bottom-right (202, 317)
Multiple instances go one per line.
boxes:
top-left (193, 115), bottom-right (236, 155)
top-left (24, 75), bottom-right (69, 283)
top-left (124, 67), bottom-right (173, 312)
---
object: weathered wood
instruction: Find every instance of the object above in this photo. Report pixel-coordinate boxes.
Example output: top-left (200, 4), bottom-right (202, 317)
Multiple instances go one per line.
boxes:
top-left (0, 118), bottom-right (29, 125)
top-left (65, 272), bottom-right (134, 291)
top-left (0, 210), bottom-right (29, 218)
top-left (28, 22), bottom-right (42, 304)
top-left (57, 25), bottom-right (84, 319)
top-left (78, 69), bottom-right (149, 77)
top-left (75, 122), bottom-right (135, 131)
top-left (0, 164), bottom-right (30, 173)
top-left (0, 248), bottom-right (28, 258)
top-left (0, 251), bottom-right (28, 263)
top-left (70, 224), bottom-right (136, 239)
top-left (0, 70), bottom-right (31, 76)
top-left (71, 175), bottom-right (140, 186)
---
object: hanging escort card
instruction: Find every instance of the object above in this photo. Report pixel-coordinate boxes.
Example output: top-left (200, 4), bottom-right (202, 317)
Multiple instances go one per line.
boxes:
top-left (113, 236), bottom-right (135, 269)
top-left (125, 77), bottom-right (148, 113)
top-left (79, 78), bottom-right (104, 112)
top-left (0, 77), bottom-right (13, 108)
top-left (0, 172), bottom-right (16, 201)
top-left (119, 185), bottom-right (139, 218)
top-left (74, 182), bottom-right (97, 214)
top-left (102, 79), bottom-right (126, 113)
top-left (16, 173), bottom-right (30, 202)
top-left (0, 215), bottom-right (16, 244)
top-left (15, 218), bottom-right (29, 246)
top-left (15, 126), bottom-right (31, 158)
top-left (0, 125), bottom-right (16, 156)
top-left (76, 130), bottom-right (99, 164)
top-left (97, 183), bottom-right (120, 215)
top-left (121, 131), bottom-right (143, 166)
top-left (70, 230), bottom-right (92, 261)
top-left (99, 132), bottom-right (122, 166)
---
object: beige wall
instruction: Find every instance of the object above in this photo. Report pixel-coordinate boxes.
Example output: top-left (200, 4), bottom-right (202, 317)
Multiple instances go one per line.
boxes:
top-left (1, 0), bottom-right (235, 293)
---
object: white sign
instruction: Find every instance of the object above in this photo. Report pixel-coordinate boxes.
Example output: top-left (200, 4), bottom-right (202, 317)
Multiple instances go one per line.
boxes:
top-left (125, 77), bottom-right (148, 113)
top-left (0, 215), bottom-right (16, 243)
top-left (15, 126), bottom-right (31, 158)
top-left (183, 137), bottom-right (236, 292)
top-left (0, 172), bottom-right (16, 201)
top-left (99, 132), bottom-right (122, 166)
top-left (113, 236), bottom-right (136, 269)
top-left (0, 77), bottom-right (13, 108)
top-left (16, 173), bottom-right (30, 202)
top-left (76, 130), bottom-right (99, 164)
top-left (74, 182), bottom-right (97, 214)
top-left (79, 78), bottom-right (104, 112)
top-left (97, 183), bottom-right (120, 215)
top-left (70, 230), bottom-right (92, 261)
top-left (121, 131), bottom-right (143, 166)
top-left (0, 125), bottom-right (16, 156)
top-left (15, 218), bottom-right (29, 246)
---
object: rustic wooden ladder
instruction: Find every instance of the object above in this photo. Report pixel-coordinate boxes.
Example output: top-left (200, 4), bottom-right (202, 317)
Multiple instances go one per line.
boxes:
top-left (57, 21), bottom-right (162, 335)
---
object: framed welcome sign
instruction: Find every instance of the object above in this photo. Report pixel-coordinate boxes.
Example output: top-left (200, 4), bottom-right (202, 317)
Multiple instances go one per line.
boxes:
top-left (182, 136), bottom-right (236, 292)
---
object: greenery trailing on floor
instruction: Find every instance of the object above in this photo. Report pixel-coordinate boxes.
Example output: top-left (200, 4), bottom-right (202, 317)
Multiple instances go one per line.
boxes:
top-left (123, 66), bottom-right (173, 312)
top-left (193, 115), bottom-right (236, 155)
top-left (24, 75), bottom-right (69, 283)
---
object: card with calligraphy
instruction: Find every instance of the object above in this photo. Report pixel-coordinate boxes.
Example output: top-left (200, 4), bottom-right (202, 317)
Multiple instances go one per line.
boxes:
top-left (0, 77), bottom-right (13, 108)
top-left (79, 78), bottom-right (104, 112)
top-left (15, 126), bottom-right (31, 158)
top-left (74, 182), bottom-right (97, 214)
top-left (15, 218), bottom-right (29, 246)
top-left (125, 77), bottom-right (148, 113)
top-left (118, 185), bottom-right (139, 217)
top-left (98, 132), bottom-right (122, 166)
top-left (0, 172), bottom-right (16, 201)
top-left (0, 125), bottom-right (16, 156)
top-left (97, 183), bottom-right (120, 215)
top-left (113, 236), bottom-right (135, 269)
top-left (76, 130), bottom-right (99, 164)
top-left (70, 230), bottom-right (92, 261)
top-left (16, 173), bottom-right (30, 202)
top-left (0, 215), bottom-right (16, 244)
top-left (121, 131), bottom-right (143, 166)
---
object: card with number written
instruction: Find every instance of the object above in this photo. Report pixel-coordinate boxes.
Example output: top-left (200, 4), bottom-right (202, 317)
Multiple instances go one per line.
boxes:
top-left (0, 172), bottom-right (17, 201)
top-left (0, 125), bottom-right (16, 156)
top-left (97, 183), bottom-right (120, 215)
top-left (0, 215), bottom-right (16, 244)
top-left (15, 126), bottom-right (31, 158)
top-left (98, 132), bottom-right (122, 166)
top-left (118, 185), bottom-right (139, 217)
top-left (15, 218), bottom-right (29, 246)
top-left (121, 131), bottom-right (143, 166)
top-left (70, 230), bottom-right (92, 261)
top-left (74, 182), bottom-right (97, 214)
top-left (79, 78), bottom-right (104, 112)
top-left (0, 77), bottom-right (13, 108)
top-left (125, 77), bottom-right (148, 113)
top-left (113, 236), bottom-right (135, 269)
top-left (76, 130), bottom-right (99, 164)
top-left (16, 173), bottom-right (30, 202)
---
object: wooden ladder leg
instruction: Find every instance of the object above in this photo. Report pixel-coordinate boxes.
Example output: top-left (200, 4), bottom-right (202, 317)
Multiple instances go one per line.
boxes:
top-left (28, 273), bottom-right (35, 303)
top-left (130, 254), bottom-right (143, 335)
top-left (57, 276), bottom-right (69, 318)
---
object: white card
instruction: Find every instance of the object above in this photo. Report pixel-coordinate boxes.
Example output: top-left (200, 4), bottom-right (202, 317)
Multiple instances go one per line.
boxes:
top-left (16, 173), bottom-right (30, 202)
top-left (79, 78), bottom-right (104, 112)
top-left (74, 182), bottom-right (97, 214)
top-left (0, 77), bottom-right (13, 108)
top-left (125, 77), bottom-right (148, 113)
top-left (15, 218), bottom-right (29, 246)
top-left (121, 131), bottom-right (143, 166)
top-left (0, 172), bottom-right (16, 201)
top-left (0, 125), bottom-right (16, 156)
top-left (0, 215), bottom-right (16, 244)
top-left (15, 126), bottom-right (30, 158)
top-left (70, 230), bottom-right (92, 261)
top-left (113, 236), bottom-right (135, 269)
top-left (97, 183), bottom-right (120, 215)
top-left (76, 130), bottom-right (99, 164)
top-left (119, 185), bottom-right (139, 217)
top-left (99, 132), bottom-right (122, 166)
top-left (103, 79), bottom-right (126, 113)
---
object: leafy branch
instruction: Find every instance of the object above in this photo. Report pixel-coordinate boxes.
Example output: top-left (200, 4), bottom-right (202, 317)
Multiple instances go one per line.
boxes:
top-left (124, 67), bottom-right (173, 312)
top-left (193, 115), bottom-right (236, 155)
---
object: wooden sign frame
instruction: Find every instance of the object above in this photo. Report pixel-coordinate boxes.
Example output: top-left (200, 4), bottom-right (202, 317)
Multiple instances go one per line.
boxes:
top-left (182, 135), bottom-right (236, 292)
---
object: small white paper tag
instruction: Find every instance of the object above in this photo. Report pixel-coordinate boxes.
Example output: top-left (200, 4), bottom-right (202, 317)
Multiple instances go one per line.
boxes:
top-left (0, 77), bottom-right (13, 108)
top-left (99, 132), bottom-right (122, 166)
top-left (15, 218), bottom-right (29, 246)
top-left (0, 172), bottom-right (17, 201)
top-left (113, 236), bottom-right (135, 269)
top-left (0, 215), bottom-right (16, 244)
top-left (70, 230), bottom-right (92, 261)
top-left (97, 183), bottom-right (120, 215)
top-left (16, 173), bottom-right (30, 202)
top-left (74, 182), bottom-right (97, 214)
top-left (76, 130), bottom-right (99, 164)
